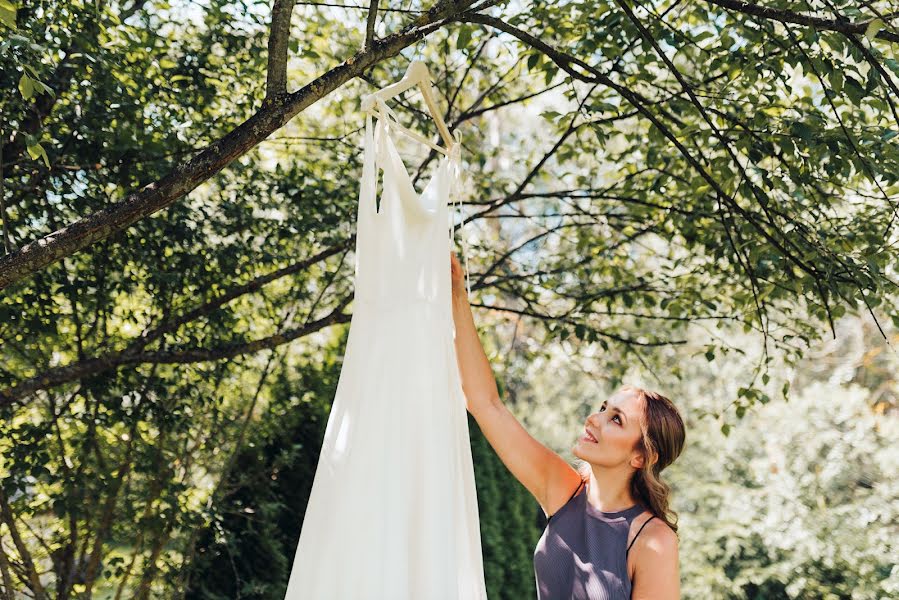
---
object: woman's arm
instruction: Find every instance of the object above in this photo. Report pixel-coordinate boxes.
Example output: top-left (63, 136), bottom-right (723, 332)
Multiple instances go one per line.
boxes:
top-left (451, 279), bottom-right (500, 416)
top-left (449, 252), bottom-right (580, 515)
top-left (631, 523), bottom-right (680, 600)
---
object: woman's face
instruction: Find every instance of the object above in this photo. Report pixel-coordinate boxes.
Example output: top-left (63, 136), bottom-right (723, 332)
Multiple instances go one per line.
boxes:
top-left (573, 389), bottom-right (645, 470)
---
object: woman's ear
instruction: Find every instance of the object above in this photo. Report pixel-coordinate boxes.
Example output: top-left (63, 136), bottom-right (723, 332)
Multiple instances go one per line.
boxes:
top-left (630, 452), bottom-right (645, 470)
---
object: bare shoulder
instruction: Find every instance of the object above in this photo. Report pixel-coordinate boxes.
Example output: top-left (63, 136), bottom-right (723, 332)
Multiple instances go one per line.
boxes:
top-left (628, 515), bottom-right (680, 600)
top-left (541, 465), bottom-right (583, 519)
top-left (639, 516), bottom-right (678, 549)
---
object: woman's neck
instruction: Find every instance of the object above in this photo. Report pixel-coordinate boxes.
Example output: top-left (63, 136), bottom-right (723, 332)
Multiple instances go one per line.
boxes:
top-left (587, 468), bottom-right (637, 512)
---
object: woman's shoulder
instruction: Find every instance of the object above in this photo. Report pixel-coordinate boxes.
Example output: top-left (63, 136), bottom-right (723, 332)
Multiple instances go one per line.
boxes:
top-left (627, 513), bottom-right (678, 585)
top-left (629, 513), bottom-right (678, 552)
top-left (628, 516), bottom-right (680, 596)
top-left (542, 473), bottom-right (586, 520)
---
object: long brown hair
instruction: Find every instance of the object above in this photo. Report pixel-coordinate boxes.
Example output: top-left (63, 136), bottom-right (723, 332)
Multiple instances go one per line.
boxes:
top-left (577, 384), bottom-right (686, 535)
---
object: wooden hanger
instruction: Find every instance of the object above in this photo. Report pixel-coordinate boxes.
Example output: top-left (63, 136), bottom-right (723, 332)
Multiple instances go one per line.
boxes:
top-left (361, 60), bottom-right (457, 154)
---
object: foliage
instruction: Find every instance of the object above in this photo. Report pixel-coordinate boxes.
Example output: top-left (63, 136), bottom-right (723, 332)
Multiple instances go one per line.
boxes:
top-left (674, 326), bottom-right (899, 599)
top-left (183, 346), bottom-right (338, 599)
top-left (1, 0), bottom-right (898, 597)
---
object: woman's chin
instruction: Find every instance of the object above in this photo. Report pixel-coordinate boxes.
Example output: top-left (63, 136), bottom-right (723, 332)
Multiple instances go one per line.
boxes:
top-left (574, 438), bottom-right (598, 456)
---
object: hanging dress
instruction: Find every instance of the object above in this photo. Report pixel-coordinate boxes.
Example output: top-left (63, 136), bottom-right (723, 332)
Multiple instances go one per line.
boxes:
top-left (283, 94), bottom-right (487, 600)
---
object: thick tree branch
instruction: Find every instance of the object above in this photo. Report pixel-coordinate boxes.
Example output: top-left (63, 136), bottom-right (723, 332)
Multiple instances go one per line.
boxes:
top-left (0, 235), bottom-right (356, 406)
top-left (365, 0), bottom-right (379, 50)
top-left (0, 288), bottom-right (354, 407)
top-left (266, 0), bottom-right (297, 97)
top-left (703, 0), bottom-right (899, 44)
top-left (0, 0), bottom-right (501, 291)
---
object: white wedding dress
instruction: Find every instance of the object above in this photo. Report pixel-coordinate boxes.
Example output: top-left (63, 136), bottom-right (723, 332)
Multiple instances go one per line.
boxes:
top-left (283, 94), bottom-right (487, 599)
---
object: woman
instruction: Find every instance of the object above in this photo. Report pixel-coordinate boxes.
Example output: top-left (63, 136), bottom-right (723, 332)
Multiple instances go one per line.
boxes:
top-left (449, 251), bottom-right (685, 600)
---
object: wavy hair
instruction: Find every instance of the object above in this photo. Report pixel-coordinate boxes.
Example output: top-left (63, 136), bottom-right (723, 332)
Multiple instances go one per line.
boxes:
top-left (576, 384), bottom-right (686, 535)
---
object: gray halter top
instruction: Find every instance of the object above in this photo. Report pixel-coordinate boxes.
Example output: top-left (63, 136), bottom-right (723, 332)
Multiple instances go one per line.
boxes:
top-left (533, 479), bottom-right (655, 599)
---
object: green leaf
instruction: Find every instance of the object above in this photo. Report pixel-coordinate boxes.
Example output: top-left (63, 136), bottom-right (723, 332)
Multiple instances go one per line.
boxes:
top-left (844, 76), bottom-right (866, 105)
top-left (455, 25), bottom-right (473, 50)
top-left (18, 72), bottom-right (33, 99)
top-left (864, 18), bottom-right (883, 42)
top-left (0, 0), bottom-right (15, 29)
top-left (30, 77), bottom-right (53, 97)
top-left (791, 120), bottom-right (814, 143)
top-left (26, 142), bottom-right (49, 167)
top-left (540, 110), bottom-right (561, 122)
top-left (544, 64), bottom-right (558, 86)
top-left (828, 69), bottom-right (843, 94)
top-left (866, 68), bottom-right (881, 92)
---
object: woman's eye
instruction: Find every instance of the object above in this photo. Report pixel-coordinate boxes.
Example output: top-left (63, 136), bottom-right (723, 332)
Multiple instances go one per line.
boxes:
top-left (599, 403), bottom-right (621, 425)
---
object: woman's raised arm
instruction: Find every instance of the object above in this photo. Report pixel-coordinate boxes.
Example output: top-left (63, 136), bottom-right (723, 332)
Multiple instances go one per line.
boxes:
top-left (450, 251), bottom-right (579, 516)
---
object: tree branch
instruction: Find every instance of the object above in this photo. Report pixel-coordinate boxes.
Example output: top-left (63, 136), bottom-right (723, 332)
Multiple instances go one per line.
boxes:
top-left (703, 0), bottom-right (899, 44)
top-left (0, 239), bottom-right (351, 406)
top-left (456, 11), bottom-right (825, 287)
top-left (365, 0), bottom-right (378, 50)
top-left (0, 487), bottom-right (47, 600)
top-left (265, 0), bottom-right (297, 97)
top-left (476, 302), bottom-right (688, 347)
top-left (0, 0), bottom-right (502, 291)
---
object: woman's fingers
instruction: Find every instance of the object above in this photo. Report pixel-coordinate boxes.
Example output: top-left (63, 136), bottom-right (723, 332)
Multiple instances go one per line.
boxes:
top-left (450, 251), bottom-right (463, 290)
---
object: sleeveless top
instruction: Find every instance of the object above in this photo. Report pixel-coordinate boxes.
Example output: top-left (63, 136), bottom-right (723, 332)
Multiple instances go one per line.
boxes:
top-left (533, 479), bottom-right (656, 600)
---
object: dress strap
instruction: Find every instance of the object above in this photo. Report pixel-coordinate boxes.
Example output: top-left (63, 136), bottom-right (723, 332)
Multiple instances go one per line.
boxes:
top-left (361, 94), bottom-right (471, 300)
top-left (569, 479), bottom-right (586, 502)
top-left (626, 515), bottom-right (657, 555)
top-left (546, 479), bottom-right (585, 523)
top-left (362, 111), bottom-right (384, 218)
top-left (369, 96), bottom-right (450, 157)
top-left (446, 129), bottom-right (470, 300)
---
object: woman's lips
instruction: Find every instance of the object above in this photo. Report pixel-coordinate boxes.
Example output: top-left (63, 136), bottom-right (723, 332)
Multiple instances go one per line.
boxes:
top-left (580, 429), bottom-right (598, 443)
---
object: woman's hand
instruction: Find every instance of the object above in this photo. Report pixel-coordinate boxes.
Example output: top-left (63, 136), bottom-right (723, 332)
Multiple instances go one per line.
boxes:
top-left (450, 250), bottom-right (466, 299)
